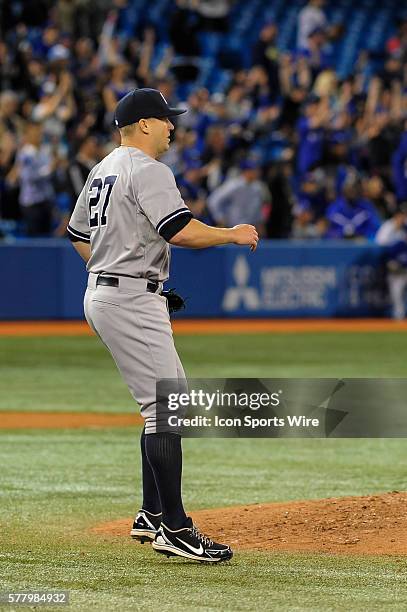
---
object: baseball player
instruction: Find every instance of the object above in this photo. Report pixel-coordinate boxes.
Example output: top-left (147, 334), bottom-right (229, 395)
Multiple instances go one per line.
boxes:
top-left (68, 88), bottom-right (258, 563)
top-left (376, 207), bottom-right (407, 319)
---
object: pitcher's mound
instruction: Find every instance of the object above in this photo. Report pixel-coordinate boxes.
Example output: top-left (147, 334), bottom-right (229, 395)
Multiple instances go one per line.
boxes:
top-left (91, 491), bottom-right (407, 555)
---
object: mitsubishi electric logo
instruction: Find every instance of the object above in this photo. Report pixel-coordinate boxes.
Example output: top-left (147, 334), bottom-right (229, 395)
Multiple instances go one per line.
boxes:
top-left (222, 256), bottom-right (261, 311)
top-left (222, 255), bottom-right (337, 313)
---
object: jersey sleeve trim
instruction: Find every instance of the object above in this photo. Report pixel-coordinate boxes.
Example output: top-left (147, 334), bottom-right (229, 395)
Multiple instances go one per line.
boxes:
top-left (67, 224), bottom-right (91, 243)
top-left (156, 207), bottom-right (192, 235)
top-left (159, 211), bottom-right (193, 242)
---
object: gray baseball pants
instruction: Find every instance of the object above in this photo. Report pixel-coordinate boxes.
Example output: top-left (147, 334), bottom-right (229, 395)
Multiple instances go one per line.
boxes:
top-left (84, 272), bottom-right (187, 434)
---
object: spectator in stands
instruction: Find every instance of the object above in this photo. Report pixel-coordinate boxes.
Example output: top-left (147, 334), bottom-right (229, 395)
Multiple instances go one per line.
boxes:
top-left (380, 55), bottom-right (403, 91)
top-left (363, 175), bottom-right (397, 220)
top-left (196, 0), bottom-right (231, 32)
top-left (21, 58), bottom-right (47, 101)
top-left (0, 127), bottom-right (19, 221)
top-left (66, 134), bottom-right (101, 209)
top-left (252, 21), bottom-right (280, 95)
top-left (386, 19), bottom-right (407, 63)
top-left (169, 0), bottom-right (200, 57)
top-left (15, 121), bottom-right (55, 236)
top-left (223, 84), bottom-right (252, 122)
top-left (161, 125), bottom-right (200, 176)
top-left (325, 172), bottom-right (381, 240)
top-left (0, 0), bottom-right (405, 243)
top-left (297, 169), bottom-right (328, 220)
top-left (200, 125), bottom-right (231, 192)
top-left (244, 65), bottom-right (273, 111)
top-left (55, 0), bottom-right (77, 35)
top-left (299, 27), bottom-right (332, 78)
top-left (176, 158), bottom-right (213, 223)
top-left (376, 207), bottom-right (407, 319)
top-left (358, 76), bottom-right (403, 177)
top-left (264, 160), bottom-right (294, 239)
top-left (313, 68), bottom-right (337, 99)
top-left (297, 0), bottom-right (328, 51)
top-left (291, 169), bottom-right (328, 238)
top-left (0, 91), bottom-right (22, 222)
top-left (177, 89), bottom-right (209, 131)
top-left (54, 133), bottom-right (101, 236)
top-left (74, 0), bottom-right (109, 42)
top-left (207, 159), bottom-right (267, 235)
top-left (0, 91), bottom-right (23, 136)
top-left (34, 23), bottom-right (61, 60)
top-left (0, 40), bottom-right (17, 91)
top-left (72, 37), bottom-right (99, 99)
top-left (296, 94), bottom-right (330, 175)
top-left (376, 207), bottom-right (407, 247)
top-left (32, 71), bottom-right (76, 154)
top-left (102, 61), bottom-right (135, 127)
top-left (279, 72), bottom-right (308, 139)
top-left (292, 206), bottom-right (322, 239)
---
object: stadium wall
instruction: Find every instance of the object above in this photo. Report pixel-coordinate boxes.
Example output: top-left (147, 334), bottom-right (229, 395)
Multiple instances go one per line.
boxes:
top-left (0, 241), bottom-right (388, 319)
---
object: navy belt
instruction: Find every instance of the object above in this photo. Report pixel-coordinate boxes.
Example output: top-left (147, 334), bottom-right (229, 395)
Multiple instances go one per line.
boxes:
top-left (96, 276), bottom-right (159, 293)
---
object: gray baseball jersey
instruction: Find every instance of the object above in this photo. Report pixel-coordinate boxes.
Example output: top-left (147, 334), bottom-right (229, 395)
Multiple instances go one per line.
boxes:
top-left (67, 146), bottom-right (193, 281)
top-left (68, 145), bottom-right (191, 433)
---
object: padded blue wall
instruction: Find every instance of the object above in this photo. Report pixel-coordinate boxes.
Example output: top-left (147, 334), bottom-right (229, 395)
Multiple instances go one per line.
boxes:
top-left (0, 240), bottom-right (388, 319)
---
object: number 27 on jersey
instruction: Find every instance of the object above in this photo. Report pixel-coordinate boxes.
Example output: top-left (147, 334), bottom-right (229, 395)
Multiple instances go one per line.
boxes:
top-left (89, 175), bottom-right (118, 228)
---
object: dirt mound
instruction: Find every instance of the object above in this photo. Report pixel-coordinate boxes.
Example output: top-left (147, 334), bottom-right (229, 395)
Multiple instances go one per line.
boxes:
top-left (91, 492), bottom-right (407, 555)
top-left (0, 411), bottom-right (143, 429)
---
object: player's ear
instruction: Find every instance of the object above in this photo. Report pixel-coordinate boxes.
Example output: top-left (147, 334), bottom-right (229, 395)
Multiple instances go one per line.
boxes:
top-left (138, 118), bottom-right (150, 134)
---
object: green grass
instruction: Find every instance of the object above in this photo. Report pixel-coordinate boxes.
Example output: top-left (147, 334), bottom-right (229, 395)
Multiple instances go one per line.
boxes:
top-left (1, 544), bottom-right (406, 611)
top-left (1, 431), bottom-right (406, 528)
top-left (1, 331), bottom-right (407, 610)
top-left (1, 332), bottom-right (407, 412)
top-left (1, 430), bottom-right (406, 611)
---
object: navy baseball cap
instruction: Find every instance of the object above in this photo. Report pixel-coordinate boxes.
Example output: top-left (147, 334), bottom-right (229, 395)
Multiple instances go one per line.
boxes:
top-left (114, 88), bottom-right (187, 128)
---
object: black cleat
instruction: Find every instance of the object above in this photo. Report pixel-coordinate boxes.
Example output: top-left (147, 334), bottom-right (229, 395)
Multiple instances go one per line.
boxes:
top-left (130, 509), bottom-right (162, 543)
top-left (152, 517), bottom-right (233, 563)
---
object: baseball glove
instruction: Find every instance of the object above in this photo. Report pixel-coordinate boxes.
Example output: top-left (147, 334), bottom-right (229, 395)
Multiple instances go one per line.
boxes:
top-left (161, 288), bottom-right (186, 314)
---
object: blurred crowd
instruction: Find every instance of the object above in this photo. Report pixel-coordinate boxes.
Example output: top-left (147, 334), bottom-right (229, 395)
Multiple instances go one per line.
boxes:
top-left (0, 0), bottom-right (406, 249)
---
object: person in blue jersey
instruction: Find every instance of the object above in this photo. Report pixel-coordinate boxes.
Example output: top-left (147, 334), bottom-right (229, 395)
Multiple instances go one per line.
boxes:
top-left (296, 95), bottom-right (329, 176)
top-left (325, 172), bottom-right (381, 240)
top-left (16, 120), bottom-right (55, 236)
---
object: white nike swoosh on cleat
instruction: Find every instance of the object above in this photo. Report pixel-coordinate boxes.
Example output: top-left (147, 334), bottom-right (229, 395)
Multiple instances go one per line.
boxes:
top-left (176, 539), bottom-right (204, 555)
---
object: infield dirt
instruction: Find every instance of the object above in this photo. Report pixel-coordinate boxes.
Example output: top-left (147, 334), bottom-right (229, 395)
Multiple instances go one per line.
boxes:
top-left (1, 319), bottom-right (407, 336)
top-left (92, 491), bottom-right (407, 556)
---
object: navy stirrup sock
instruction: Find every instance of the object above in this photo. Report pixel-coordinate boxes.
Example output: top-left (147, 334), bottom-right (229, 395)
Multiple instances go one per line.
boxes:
top-left (140, 427), bottom-right (161, 515)
top-left (144, 432), bottom-right (187, 529)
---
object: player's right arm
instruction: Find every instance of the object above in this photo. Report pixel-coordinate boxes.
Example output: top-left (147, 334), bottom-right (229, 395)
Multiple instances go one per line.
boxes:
top-left (169, 218), bottom-right (259, 251)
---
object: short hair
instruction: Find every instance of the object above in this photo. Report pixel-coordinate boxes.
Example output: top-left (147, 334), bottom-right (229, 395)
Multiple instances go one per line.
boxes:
top-left (119, 122), bottom-right (139, 137)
